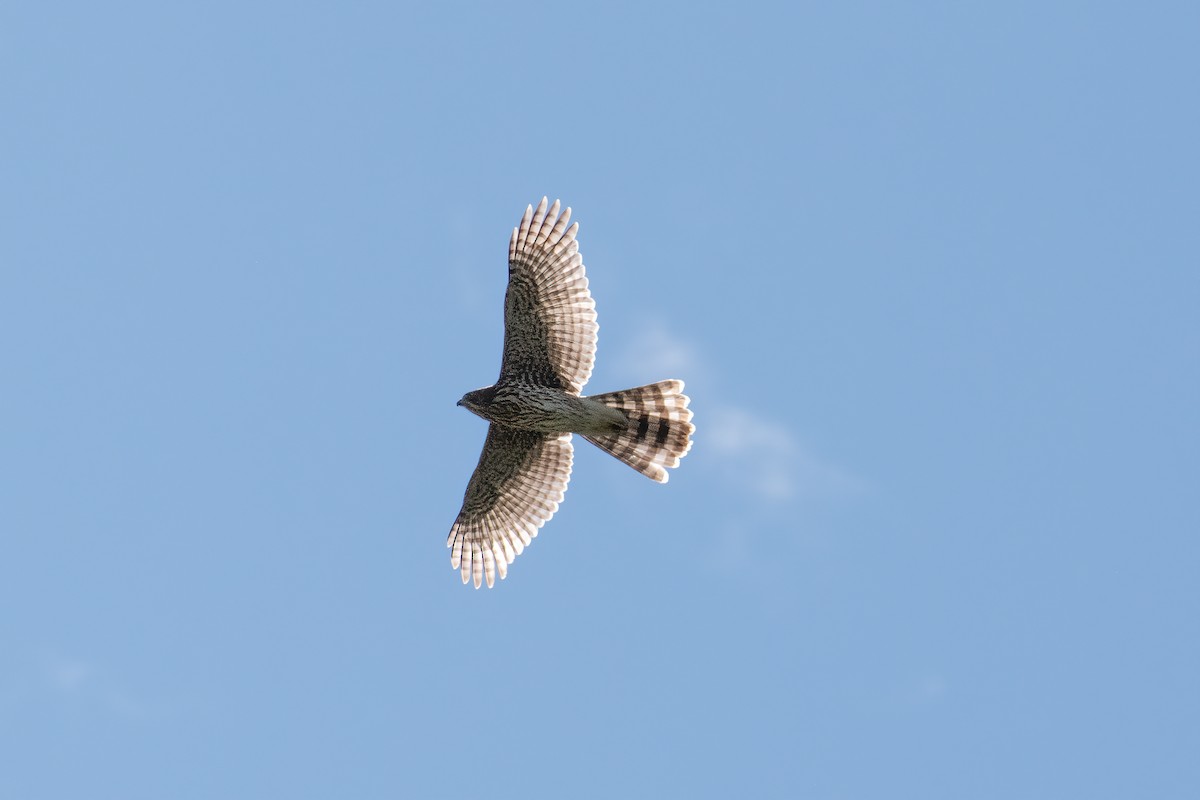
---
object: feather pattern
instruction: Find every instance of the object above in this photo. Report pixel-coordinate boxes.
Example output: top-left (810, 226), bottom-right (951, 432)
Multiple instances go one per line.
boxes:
top-left (448, 199), bottom-right (694, 588)
top-left (582, 380), bottom-right (694, 483)
top-left (448, 426), bottom-right (573, 588)
top-left (500, 197), bottom-right (598, 395)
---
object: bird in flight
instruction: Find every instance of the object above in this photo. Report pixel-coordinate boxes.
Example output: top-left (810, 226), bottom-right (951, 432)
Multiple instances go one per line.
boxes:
top-left (449, 198), bottom-right (694, 588)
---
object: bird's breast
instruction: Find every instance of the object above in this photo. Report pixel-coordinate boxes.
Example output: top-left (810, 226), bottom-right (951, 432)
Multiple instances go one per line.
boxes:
top-left (478, 383), bottom-right (611, 434)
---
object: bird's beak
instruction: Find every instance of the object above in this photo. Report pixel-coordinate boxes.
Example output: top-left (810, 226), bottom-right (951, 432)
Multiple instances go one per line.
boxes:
top-left (456, 399), bottom-right (463, 407)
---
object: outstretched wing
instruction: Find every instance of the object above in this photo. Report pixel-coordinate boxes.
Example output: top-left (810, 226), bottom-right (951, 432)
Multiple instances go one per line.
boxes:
top-left (448, 426), bottom-right (574, 588)
top-left (499, 197), bottom-right (598, 395)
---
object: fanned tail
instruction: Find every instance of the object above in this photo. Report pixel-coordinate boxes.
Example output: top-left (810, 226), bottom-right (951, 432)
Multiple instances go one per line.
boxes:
top-left (581, 380), bottom-right (694, 483)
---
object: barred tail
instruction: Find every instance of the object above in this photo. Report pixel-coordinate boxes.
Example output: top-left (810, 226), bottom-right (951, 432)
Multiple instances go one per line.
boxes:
top-left (582, 379), bottom-right (694, 483)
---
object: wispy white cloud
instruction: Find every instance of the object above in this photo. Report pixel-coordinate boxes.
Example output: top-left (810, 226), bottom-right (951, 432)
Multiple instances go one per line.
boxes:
top-left (607, 323), bottom-right (864, 574)
top-left (704, 406), bottom-right (862, 502)
top-left (611, 321), bottom-right (705, 385)
top-left (48, 658), bottom-right (91, 693)
top-left (611, 322), bottom-right (862, 502)
top-left (26, 653), bottom-right (157, 720)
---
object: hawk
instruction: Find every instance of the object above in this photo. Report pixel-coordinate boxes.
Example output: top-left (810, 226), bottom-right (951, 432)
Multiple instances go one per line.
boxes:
top-left (449, 198), bottom-right (694, 588)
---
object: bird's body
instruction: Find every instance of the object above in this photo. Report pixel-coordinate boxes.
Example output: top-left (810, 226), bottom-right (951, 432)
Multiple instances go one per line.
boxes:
top-left (459, 382), bottom-right (626, 435)
top-left (448, 198), bottom-right (694, 588)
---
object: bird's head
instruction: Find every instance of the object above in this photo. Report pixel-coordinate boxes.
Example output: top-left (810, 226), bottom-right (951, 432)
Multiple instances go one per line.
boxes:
top-left (457, 386), bottom-right (497, 419)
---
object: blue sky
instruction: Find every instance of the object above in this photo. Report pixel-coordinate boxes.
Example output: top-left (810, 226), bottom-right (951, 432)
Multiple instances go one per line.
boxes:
top-left (2, 2), bottom-right (1197, 798)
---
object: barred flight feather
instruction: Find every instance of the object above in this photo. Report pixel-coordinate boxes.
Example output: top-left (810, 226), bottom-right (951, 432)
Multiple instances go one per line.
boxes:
top-left (582, 380), bottom-right (694, 483)
top-left (448, 429), bottom-right (573, 588)
top-left (503, 197), bottom-right (598, 395)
